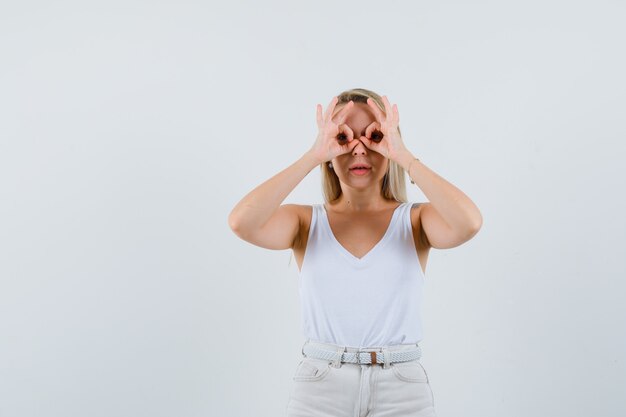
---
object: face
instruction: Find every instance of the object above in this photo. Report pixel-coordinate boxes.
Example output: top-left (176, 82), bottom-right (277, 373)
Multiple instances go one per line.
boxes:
top-left (330, 101), bottom-right (389, 188)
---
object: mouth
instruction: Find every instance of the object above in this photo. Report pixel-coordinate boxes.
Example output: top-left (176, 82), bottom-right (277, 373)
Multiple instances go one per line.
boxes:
top-left (349, 166), bottom-right (371, 176)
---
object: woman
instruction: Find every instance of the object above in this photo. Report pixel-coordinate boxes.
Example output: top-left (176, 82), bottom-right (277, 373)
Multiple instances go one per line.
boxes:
top-left (228, 88), bottom-right (482, 417)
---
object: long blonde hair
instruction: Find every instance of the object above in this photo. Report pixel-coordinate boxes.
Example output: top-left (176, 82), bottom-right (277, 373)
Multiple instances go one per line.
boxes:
top-left (321, 88), bottom-right (408, 203)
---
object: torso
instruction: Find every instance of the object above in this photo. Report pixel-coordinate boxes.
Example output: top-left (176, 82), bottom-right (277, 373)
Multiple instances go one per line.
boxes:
top-left (291, 202), bottom-right (430, 274)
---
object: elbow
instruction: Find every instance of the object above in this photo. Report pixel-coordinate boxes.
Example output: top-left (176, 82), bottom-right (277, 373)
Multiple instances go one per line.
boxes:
top-left (474, 212), bottom-right (483, 231)
top-left (458, 214), bottom-right (482, 240)
top-left (229, 211), bottom-right (256, 241)
top-left (228, 211), bottom-right (242, 235)
top-left (456, 224), bottom-right (480, 244)
top-left (467, 215), bottom-right (483, 237)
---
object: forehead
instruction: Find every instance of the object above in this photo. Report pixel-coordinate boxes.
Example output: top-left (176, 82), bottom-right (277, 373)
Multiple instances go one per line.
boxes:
top-left (333, 102), bottom-right (378, 125)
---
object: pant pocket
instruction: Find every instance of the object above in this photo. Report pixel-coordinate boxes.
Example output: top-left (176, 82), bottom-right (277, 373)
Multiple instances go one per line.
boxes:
top-left (292, 357), bottom-right (332, 382)
top-left (390, 360), bottom-right (429, 383)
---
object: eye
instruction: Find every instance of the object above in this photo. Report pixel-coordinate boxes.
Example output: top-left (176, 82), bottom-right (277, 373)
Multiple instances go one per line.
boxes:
top-left (371, 130), bottom-right (384, 143)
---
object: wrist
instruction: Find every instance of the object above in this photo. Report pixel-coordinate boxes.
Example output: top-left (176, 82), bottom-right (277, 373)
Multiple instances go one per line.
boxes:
top-left (394, 150), bottom-right (421, 185)
top-left (302, 151), bottom-right (324, 168)
top-left (395, 150), bottom-right (417, 172)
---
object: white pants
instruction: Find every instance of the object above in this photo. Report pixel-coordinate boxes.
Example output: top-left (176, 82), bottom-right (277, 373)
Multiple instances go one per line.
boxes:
top-left (286, 339), bottom-right (437, 417)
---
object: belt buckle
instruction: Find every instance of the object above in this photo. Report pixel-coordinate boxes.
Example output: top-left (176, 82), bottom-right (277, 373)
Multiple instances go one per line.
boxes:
top-left (354, 349), bottom-right (379, 365)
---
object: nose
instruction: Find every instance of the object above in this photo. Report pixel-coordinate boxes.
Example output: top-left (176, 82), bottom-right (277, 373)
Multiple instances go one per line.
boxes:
top-left (352, 138), bottom-right (367, 155)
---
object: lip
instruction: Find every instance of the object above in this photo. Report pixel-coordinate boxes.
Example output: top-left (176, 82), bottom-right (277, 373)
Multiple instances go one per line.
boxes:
top-left (349, 163), bottom-right (372, 170)
top-left (349, 167), bottom-right (371, 176)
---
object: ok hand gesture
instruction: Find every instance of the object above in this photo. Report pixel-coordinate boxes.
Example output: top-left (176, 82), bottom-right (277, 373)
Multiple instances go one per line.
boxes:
top-left (359, 96), bottom-right (408, 162)
top-left (308, 97), bottom-right (360, 164)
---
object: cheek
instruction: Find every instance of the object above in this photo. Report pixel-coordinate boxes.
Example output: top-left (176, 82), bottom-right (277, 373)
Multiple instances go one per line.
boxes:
top-left (375, 156), bottom-right (386, 164)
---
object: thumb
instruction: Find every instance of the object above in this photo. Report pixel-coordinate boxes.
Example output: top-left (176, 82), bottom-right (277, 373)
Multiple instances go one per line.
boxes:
top-left (359, 136), bottom-right (375, 150)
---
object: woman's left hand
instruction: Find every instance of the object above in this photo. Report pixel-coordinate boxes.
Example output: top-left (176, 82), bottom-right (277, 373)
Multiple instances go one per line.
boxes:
top-left (360, 95), bottom-right (408, 163)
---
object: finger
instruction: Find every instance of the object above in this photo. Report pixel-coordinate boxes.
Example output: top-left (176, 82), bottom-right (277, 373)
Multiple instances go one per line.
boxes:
top-left (393, 104), bottom-right (399, 124)
top-left (362, 136), bottom-right (382, 153)
top-left (333, 100), bottom-right (354, 124)
top-left (336, 124), bottom-right (354, 144)
top-left (382, 96), bottom-right (393, 121)
top-left (337, 136), bottom-right (359, 155)
top-left (366, 97), bottom-right (386, 124)
top-left (316, 104), bottom-right (322, 127)
top-left (365, 122), bottom-right (383, 143)
top-left (348, 138), bottom-right (362, 152)
top-left (341, 124), bottom-right (355, 140)
top-left (365, 121), bottom-right (378, 138)
top-left (324, 96), bottom-right (339, 122)
top-left (359, 136), bottom-right (372, 149)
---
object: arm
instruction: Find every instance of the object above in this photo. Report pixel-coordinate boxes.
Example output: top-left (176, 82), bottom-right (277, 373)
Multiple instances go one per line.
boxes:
top-left (360, 95), bottom-right (482, 250)
top-left (398, 151), bottom-right (483, 249)
top-left (228, 96), bottom-right (358, 250)
top-left (227, 152), bottom-right (320, 250)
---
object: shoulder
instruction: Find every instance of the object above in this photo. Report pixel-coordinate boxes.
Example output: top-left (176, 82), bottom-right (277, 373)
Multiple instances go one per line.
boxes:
top-left (281, 204), bottom-right (313, 223)
top-left (408, 202), bottom-right (423, 226)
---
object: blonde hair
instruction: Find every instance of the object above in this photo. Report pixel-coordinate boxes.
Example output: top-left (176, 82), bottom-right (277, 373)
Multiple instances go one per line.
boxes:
top-left (320, 88), bottom-right (408, 203)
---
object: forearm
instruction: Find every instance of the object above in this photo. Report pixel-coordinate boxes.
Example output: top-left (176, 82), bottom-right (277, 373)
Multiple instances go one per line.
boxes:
top-left (228, 151), bottom-right (321, 232)
top-left (397, 150), bottom-right (483, 233)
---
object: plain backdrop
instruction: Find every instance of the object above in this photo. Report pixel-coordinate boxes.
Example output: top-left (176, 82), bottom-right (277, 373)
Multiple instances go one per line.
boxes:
top-left (1, 1), bottom-right (625, 416)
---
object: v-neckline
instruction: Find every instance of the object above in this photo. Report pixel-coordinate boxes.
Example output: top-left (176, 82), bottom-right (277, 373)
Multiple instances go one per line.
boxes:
top-left (321, 202), bottom-right (404, 266)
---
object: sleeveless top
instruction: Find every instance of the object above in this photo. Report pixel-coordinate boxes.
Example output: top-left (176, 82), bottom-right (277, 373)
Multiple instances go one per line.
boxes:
top-left (297, 202), bottom-right (426, 348)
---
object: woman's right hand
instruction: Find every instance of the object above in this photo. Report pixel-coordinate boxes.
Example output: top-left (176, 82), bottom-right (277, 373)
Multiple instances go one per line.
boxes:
top-left (307, 96), bottom-right (360, 164)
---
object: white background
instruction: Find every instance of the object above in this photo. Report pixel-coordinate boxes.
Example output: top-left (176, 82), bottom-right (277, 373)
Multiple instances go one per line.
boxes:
top-left (1, 1), bottom-right (625, 416)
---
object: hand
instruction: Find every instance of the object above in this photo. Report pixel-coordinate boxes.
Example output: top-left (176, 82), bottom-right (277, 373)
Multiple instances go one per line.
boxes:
top-left (359, 95), bottom-right (408, 162)
top-left (307, 97), bottom-right (361, 164)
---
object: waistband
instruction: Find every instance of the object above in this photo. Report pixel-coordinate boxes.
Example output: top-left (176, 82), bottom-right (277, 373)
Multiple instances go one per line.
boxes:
top-left (301, 339), bottom-right (422, 368)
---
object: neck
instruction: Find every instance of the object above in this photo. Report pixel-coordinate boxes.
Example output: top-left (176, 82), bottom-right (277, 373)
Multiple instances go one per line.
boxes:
top-left (331, 190), bottom-right (393, 213)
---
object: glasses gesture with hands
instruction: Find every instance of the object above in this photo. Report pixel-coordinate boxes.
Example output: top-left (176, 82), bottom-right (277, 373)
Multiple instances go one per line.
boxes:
top-left (308, 95), bottom-right (408, 165)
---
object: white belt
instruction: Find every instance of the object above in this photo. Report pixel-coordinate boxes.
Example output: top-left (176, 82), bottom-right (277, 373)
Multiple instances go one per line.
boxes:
top-left (302, 343), bottom-right (422, 365)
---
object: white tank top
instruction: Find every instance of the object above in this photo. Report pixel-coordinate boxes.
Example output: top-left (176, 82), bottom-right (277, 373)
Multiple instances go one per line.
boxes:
top-left (298, 202), bottom-right (426, 348)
